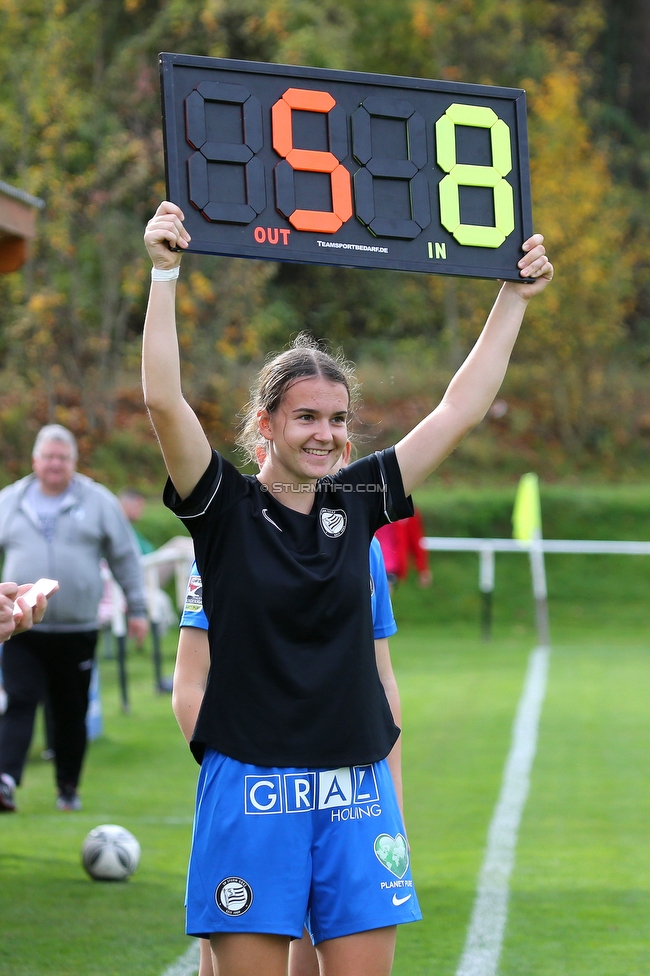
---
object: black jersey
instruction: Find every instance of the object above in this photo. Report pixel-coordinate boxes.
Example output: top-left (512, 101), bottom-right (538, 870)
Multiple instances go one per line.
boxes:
top-left (164, 447), bottom-right (413, 767)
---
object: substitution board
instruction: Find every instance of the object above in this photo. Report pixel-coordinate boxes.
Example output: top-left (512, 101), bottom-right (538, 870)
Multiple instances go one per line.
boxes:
top-left (159, 54), bottom-right (533, 281)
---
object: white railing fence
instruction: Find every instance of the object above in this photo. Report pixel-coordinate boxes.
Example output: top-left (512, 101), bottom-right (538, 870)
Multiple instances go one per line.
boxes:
top-left (422, 536), bottom-right (650, 643)
top-left (104, 536), bottom-right (194, 708)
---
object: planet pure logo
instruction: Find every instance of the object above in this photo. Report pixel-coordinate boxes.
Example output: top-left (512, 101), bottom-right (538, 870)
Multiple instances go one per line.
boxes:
top-left (374, 833), bottom-right (409, 878)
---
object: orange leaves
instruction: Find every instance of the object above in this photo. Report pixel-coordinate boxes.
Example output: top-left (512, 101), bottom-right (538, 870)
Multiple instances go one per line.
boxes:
top-left (189, 269), bottom-right (216, 304)
top-left (506, 61), bottom-right (642, 455)
top-left (27, 291), bottom-right (65, 320)
top-left (25, 292), bottom-right (68, 350)
top-left (525, 62), bottom-right (634, 357)
top-left (410, 1), bottom-right (434, 40)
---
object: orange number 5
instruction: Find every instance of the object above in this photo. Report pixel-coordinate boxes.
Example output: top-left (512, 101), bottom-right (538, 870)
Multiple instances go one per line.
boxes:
top-left (272, 88), bottom-right (353, 233)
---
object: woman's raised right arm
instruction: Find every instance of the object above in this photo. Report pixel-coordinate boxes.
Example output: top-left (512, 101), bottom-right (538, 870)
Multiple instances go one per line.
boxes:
top-left (142, 202), bottom-right (212, 499)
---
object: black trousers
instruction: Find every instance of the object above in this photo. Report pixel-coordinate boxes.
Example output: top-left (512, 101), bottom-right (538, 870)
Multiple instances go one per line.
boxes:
top-left (0, 630), bottom-right (98, 791)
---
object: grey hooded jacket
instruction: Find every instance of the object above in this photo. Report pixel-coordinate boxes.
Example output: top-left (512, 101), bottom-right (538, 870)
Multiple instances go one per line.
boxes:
top-left (0, 472), bottom-right (147, 632)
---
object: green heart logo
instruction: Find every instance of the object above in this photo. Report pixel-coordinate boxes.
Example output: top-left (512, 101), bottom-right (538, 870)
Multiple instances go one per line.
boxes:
top-left (374, 832), bottom-right (409, 878)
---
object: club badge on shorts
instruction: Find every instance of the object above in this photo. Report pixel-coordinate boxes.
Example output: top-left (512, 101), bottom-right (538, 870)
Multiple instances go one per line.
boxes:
top-left (319, 508), bottom-right (347, 538)
top-left (215, 877), bottom-right (254, 915)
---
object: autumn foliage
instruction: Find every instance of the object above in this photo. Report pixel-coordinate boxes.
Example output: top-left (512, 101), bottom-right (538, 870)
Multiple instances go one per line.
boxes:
top-left (0, 0), bottom-right (648, 485)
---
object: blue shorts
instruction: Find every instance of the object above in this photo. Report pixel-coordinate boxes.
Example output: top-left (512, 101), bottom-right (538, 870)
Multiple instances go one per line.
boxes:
top-left (185, 749), bottom-right (422, 943)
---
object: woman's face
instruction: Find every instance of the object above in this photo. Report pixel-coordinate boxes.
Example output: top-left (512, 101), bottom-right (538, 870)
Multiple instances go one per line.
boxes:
top-left (258, 376), bottom-right (349, 482)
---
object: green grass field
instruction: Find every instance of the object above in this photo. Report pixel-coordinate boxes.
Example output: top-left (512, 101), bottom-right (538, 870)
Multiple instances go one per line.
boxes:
top-left (2, 545), bottom-right (650, 975)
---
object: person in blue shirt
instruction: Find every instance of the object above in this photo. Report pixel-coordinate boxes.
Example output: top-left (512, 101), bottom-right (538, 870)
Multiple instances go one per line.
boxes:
top-left (174, 446), bottom-right (402, 976)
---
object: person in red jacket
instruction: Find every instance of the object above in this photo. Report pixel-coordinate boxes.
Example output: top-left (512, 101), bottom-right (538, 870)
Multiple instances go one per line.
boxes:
top-left (376, 510), bottom-right (432, 589)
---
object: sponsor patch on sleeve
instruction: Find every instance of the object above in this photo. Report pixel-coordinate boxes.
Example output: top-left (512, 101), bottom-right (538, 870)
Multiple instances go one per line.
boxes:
top-left (183, 575), bottom-right (203, 614)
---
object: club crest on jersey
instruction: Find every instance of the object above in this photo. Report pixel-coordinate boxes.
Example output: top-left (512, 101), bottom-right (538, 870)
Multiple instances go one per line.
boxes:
top-left (319, 508), bottom-right (347, 538)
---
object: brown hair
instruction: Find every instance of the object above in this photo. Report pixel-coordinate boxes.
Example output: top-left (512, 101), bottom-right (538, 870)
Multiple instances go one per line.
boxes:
top-left (237, 333), bottom-right (359, 464)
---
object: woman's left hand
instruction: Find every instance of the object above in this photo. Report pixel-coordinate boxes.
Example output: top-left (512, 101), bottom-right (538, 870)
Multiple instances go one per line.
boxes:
top-left (505, 234), bottom-right (554, 300)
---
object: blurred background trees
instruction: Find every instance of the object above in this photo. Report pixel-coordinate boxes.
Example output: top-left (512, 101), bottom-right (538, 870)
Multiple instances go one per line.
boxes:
top-left (0, 0), bottom-right (648, 486)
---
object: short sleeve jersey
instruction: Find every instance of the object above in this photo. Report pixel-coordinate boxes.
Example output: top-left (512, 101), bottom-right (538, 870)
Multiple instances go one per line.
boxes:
top-left (180, 539), bottom-right (397, 639)
top-left (164, 447), bottom-right (412, 768)
top-left (180, 565), bottom-right (207, 628)
top-left (369, 537), bottom-right (397, 639)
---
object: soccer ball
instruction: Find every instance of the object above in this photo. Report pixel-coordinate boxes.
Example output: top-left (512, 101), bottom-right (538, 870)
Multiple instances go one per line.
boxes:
top-left (81, 824), bottom-right (141, 882)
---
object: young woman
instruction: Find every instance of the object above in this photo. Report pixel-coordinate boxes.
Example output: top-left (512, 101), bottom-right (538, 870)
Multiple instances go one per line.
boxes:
top-left (176, 538), bottom-right (401, 976)
top-left (174, 442), bottom-right (403, 976)
top-left (143, 200), bottom-right (552, 976)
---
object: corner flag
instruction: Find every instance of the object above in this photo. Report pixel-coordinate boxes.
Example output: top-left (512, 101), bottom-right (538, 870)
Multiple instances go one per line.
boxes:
top-left (512, 472), bottom-right (542, 542)
top-left (512, 473), bottom-right (550, 647)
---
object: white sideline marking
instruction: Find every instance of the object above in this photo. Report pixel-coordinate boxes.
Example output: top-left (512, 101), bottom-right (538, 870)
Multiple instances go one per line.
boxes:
top-left (455, 645), bottom-right (550, 976)
top-left (160, 940), bottom-right (200, 976)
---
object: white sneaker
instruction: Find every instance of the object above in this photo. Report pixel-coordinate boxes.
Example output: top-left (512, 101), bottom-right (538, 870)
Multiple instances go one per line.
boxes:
top-left (0, 773), bottom-right (16, 812)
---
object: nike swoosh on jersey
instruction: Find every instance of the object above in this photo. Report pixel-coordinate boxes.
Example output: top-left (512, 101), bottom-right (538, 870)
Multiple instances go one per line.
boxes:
top-left (261, 509), bottom-right (282, 532)
top-left (392, 893), bottom-right (412, 906)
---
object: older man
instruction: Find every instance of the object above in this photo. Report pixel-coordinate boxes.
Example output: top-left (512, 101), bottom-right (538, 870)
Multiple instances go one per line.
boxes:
top-left (0, 424), bottom-right (147, 812)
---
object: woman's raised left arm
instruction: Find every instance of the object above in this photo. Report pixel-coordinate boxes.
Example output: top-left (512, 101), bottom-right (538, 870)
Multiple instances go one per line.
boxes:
top-left (395, 235), bottom-right (553, 496)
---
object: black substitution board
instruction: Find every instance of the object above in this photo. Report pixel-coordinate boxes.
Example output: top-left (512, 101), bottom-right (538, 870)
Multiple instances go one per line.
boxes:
top-left (160, 53), bottom-right (533, 280)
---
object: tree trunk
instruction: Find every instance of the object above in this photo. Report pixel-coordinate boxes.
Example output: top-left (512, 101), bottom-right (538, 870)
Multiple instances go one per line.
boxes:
top-left (603, 0), bottom-right (650, 130)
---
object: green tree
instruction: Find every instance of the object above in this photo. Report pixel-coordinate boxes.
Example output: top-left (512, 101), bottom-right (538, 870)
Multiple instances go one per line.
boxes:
top-left (0, 0), bottom-right (647, 481)
top-left (508, 63), bottom-right (638, 459)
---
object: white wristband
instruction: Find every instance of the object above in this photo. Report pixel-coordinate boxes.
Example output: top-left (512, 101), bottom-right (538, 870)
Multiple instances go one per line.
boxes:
top-left (151, 266), bottom-right (180, 281)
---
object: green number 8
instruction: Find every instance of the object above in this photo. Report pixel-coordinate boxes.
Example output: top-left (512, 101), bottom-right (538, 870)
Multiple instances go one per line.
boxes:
top-left (435, 103), bottom-right (515, 248)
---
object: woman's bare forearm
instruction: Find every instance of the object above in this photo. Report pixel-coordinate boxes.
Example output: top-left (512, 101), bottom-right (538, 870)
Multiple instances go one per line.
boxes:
top-left (142, 280), bottom-right (184, 415)
top-left (142, 203), bottom-right (213, 497)
top-left (172, 627), bottom-right (210, 743)
top-left (395, 238), bottom-right (554, 496)
top-left (375, 638), bottom-right (403, 812)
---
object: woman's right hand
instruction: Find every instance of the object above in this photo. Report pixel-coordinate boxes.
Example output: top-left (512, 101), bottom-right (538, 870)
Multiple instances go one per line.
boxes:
top-left (144, 201), bottom-right (191, 270)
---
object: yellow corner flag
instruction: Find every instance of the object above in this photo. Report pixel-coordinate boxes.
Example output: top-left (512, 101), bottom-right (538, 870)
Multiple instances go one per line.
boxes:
top-left (512, 472), bottom-right (542, 542)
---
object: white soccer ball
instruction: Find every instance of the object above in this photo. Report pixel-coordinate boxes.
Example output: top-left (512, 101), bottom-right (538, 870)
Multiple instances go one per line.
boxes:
top-left (81, 824), bottom-right (141, 882)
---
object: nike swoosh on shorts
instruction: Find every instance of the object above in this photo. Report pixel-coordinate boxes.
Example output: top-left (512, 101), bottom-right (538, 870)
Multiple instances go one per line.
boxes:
top-left (392, 893), bottom-right (412, 906)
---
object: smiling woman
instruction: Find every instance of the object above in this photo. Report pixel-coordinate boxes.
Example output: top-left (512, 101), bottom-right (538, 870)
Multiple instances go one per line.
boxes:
top-left (141, 200), bottom-right (552, 976)
top-left (237, 339), bottom-right (353, 510)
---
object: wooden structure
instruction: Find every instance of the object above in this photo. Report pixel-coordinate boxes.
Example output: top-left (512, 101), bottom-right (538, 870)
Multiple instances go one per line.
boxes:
top-left (0, 180), bottom-right (44, 274)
